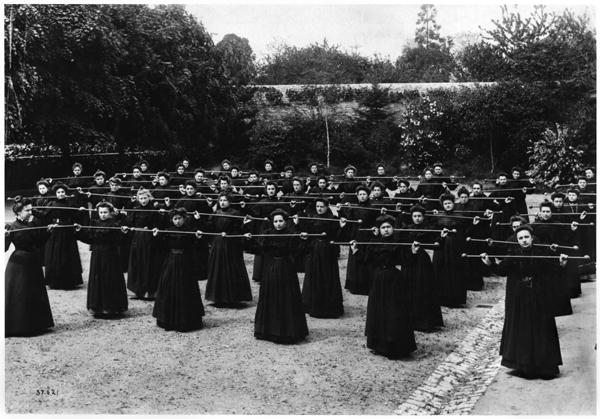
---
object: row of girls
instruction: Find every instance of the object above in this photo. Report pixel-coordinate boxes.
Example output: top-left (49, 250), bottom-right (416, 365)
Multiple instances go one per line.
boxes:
top-left (6, 163), bottom-right (595, 367)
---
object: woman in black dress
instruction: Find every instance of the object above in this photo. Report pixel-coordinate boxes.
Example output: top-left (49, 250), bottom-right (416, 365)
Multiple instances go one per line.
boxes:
top-left (248, 209), bottom-right (309, 344)
top-left (397, 205), bottom-right (444, 332)
top-left (44, 183), bottom-right (84, 290)
top-left (341, 185), bottom-right (379, 295)
top-left (75, 202), bottom-right (128, 318)
top-left (350, 214), bottom-right (418, 359)
top-left (481, 225), bottom-right (566, 379)
top-left (32, 179), bottom-right (52, 265)
top-left (432, 193), bottom-right (468, 307)
top-left (123, 188), bottom-right (164, 300)
top-left (5, 198), bottom-right (55, 336)
top-left (152, 208), bottom-right (205, 332)
top-left (202, 193), bottom-right (253, 306)
top-left (299, 197), bottom-right (345, 318)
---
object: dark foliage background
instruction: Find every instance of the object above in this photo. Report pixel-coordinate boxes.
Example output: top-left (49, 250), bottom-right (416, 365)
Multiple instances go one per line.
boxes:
top-left (4, 4), bottom-right (596, 189)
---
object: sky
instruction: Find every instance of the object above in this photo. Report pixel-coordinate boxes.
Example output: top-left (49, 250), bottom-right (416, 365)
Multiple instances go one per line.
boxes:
top-left (186, 3), bottom-right (596, 62)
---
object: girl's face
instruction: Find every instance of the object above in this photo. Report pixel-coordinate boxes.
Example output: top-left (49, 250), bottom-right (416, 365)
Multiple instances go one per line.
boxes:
top-left (516, 230), bottom-right (533, 248)
top-left (140, 163), bottom-right (148, 172)
top-left (512, 171), bottom-right (520, 179)
top-left (552, 198), bottom-right (564, 208)
top-left (310, 165), bottom-right (318, 174)
top-left (585, 169), bottom-right (594, 179)
top-left (511, 221), bottom-right (522, 232)
top-left (472, 184), bottom-right (482, 194)
top-left (578, 179), bottom-right (587, 189)
top-left (315, 201), bottom-right (327, 215)
top-left (372, 187), bottom-right (382, 198)
top-left (377, 167), bottom-right (385, 175)
top-left (292, 181), bottom-right (302, 193)
top-left (138, 194), bottom-right (150, 206)
top-left (182, 160), bottom-right (190, 168)
top-left (95, 176), bottom-right (105, 186)
top-left (177, 166), bottom-right (185, 175)
top-left (73, 166), bottom-right (82, 176)
top-left (158, 176), bottom-right (168, 186)
top-left (266, 185), bottom-right (276, 196)
top-left (194, 173), bottom-right (204, 182)
top-left (345, 169), bottom-right (355, 178)
top-left (172, 214), bottom-right (184, 227)
top-left (55, 188), bottom-right (66, 199)
top-left (458, 194), bottom-right (469, 204)
top-left (248, 174), bottom-right (258, 183)
top-left (567, 192), bottom-right (578, 202)
top-left (357, 190), bottom-right (368, 202)
top-left (38, 184), bottom-right (48, 195)
top-left (133, 168), bottom-right (141, 178)
top-left (219, 180), bottom-right (229, 190)
top-left (379, 222), bottom-right (394, 237)
top-left (109, 182), bottom-right (119, 192)
top-left (273, 215), bottom-right (286, 230)
top-left (98, 207), bottom-right (110, 220)
top-left (434, 166), bottom-right (442, 175)
top-left (412, 212), bottom-right (424, 224)
top-left (318, 179), bottom-right (327, 188)
top-left (219, 196), bottom-right (230, 209)
top-left (231, 169), bottom-right (239, 177)
top-left (222, 162), bottom-right (231, 171)
top-left (497, 176), bottom-right (507, 185)
top-left (18, 204), bottom-right (33, 220)
top-left (284, 170), bottom-right (293, 178)
top-left (424, 171), bottom-right (433, 180)
top-left (265, 163), bottom-right (272, 171)
top-left (443, 200), bottom-right (454, 211)
top-left (539, 207), bottom-right (552, 220)
top-left (185, 185), bottom-right (196, 196)
top-left (398, 183), bottom-right (408, 193)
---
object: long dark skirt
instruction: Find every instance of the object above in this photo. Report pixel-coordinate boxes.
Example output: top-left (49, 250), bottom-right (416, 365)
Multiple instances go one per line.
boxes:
top-left (500, 281), bottom-right (562, 377)
top-left (152, 252), bottom-right (205, 332)
top-left (191, 240), bottom-right (209, 281)
top-left (205, 237), bottom-right (252, 304)
top-left (302, 241), bottom-right (344, 318)
top-left (44, 227), bottom-right (83, 290)
top-left (127, 231), bottom-right (161, 298)
top-left (118, 234), bottom-right (132, 273)
top-left (464, 239), bottom-right (486, 291)
top-left (252, 254), bottom-right (266, 282)
top-left (254, 256), bottom-right (308, 343)
top-left (5, 250), bottom-right (54, 336)
top-left (294, 253), bottom-right (305, 273)
top-left (404, 251), bottom-right (443, 332)
top-left (432, 237), bottom-right (467, 307)
top-left (345, 250), bottom-right (371, 295)
top-left (551, 270), bottom-right (573, 317)
top-left (87, 246), bottom-right (128, 314)
top-left (366, 266), bottom-right (416, 359)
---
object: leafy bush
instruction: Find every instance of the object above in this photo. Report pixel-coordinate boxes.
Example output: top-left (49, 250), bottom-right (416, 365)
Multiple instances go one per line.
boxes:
top-left (527, 124), bottom-right (586, 185)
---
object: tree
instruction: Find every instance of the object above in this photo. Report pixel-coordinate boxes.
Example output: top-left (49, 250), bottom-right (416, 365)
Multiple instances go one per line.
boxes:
top-left (4, 4), bottom-right (240, 160)
top-left (215, 33), bottom-right (256, 86)
top-left (415, 4), bottom-right (446, 49)
top-left (395, 4), bottom-right (456, 82)
top-left (454, 41), bottom-right (508, 82)
top-left (256, 39), bottom-right (371, 84)
top-left (354, 85), bottom-right (396, 162)
top-left (484, 5), bottom-right (595, 85)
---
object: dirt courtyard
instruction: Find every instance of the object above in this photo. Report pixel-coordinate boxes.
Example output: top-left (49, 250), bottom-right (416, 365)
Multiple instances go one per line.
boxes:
top-left (4, 242), bottom-right (505, 414)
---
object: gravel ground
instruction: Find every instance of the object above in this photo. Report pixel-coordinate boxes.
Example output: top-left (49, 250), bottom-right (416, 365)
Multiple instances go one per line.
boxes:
top-left (5, 242), bottom-right (506, 414)
top-left (4, 195), bottom-right (521, 414)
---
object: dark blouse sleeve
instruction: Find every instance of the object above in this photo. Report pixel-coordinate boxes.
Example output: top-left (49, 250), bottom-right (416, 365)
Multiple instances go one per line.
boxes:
top-left (5, 227), bottom-right (12, 252)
